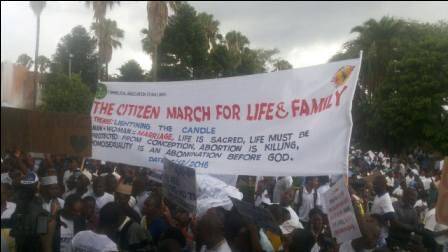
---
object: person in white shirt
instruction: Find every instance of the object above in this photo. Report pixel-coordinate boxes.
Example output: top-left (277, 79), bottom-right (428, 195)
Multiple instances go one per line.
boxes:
top-left (392, 180), bottom-right (407, 199)
top-left (371, 175), bottom-right (395, 246)
top-left (1, 183), bottom-right (16, 252)
top-left (372, 175), bottom-right (396, 217)
top-left (40, 176), bottom-right (65, 216)
top-left (131, 177), bottom-right (151, 215)
top-left (316, 176), bottom-right (330, 214)
top-left (280, 188), bottom-right (303, 234)
top-left (91, 176), bottom-right (114, 212)
top-left (63, 158), bottom-right (80, 192)
top-left (63, 173), bottom-right (92, 200)
top-left (273, 176), bottom-right (292, 204)
top-left (71, 202), bottom-right (119, 252)
top-left (294, 177), bottom-right (320, 228)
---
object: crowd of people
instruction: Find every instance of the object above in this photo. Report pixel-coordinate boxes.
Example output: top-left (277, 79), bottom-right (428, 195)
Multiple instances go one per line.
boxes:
top-left (1, 148), bottom-right (446, 252)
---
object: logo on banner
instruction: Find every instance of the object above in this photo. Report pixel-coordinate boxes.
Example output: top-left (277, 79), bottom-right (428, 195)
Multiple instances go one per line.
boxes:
top-left (332, 65), bottom-right (355, 87)
top-left (96, 83), bottom-right (108, 99)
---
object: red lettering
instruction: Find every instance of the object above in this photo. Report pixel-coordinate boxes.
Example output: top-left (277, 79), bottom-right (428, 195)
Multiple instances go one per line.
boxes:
top-left (291, 99), bottom-right (301, 117)
top-left (335, 86), bottom-right (348, 106)
top-left (276, 102), bottom-right (288, 119)
top-left (300, 100), bottom-right (310, 116)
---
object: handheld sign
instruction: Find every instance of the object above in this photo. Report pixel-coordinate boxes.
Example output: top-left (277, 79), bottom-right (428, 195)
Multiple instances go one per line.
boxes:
top-left (323, 178), bottom-right (362, 244)
top-left (162, 158), bottom-right (197, 213)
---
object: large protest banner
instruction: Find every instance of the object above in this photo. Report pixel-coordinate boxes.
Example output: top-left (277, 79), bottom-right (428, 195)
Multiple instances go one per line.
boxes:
top-left (91, 58), bottom-right (361, 176)
top-left (2, 107), bottom-right (92, 156)
top-left (323, 177), bottom-right (361, 244)
top-left (162, 158), bottom-right (197, 213)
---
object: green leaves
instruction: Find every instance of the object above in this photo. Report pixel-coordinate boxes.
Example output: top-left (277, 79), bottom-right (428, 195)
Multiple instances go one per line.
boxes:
top-left (40, 73), bottom-right (94, 114)
top-left (341, 19), bottom-right (448, 154)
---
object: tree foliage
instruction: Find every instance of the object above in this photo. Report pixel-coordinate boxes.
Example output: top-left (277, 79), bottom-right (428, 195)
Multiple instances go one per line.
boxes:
top-left (332, 18), bottom-right (448, 154)
top-left (16, 54), bottom-right (34, 69)
top-left (40, 73), bottom-right (94, 114)
top-left (145, 2), bottom-right (292, 81)
top-left (91, 19), bottom-right (124, 79)
top-left (37, 55), bottom-right (51, 73)
top-left (118, 60), bottom-right (145, 81)
top-left (50, 26), bottom-right (98, 90)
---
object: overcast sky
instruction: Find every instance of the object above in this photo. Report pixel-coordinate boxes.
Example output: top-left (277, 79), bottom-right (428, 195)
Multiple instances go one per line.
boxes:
top-left (1, 1), bottom-right (447, 75)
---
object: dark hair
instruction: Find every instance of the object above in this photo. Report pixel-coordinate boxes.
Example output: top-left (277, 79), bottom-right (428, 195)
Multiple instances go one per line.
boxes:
top-left (309, 207), bottom-right (324, 220)
top-left (318, 176), bottom-right (330, 185)
top-left (65, 194), bottom-right (82, 210)
top-left (305, 176), bottom-right (316, 184)
top-left (160, 227), bottom-right (186, 248)
top-left (82, 196), bottom-right (96, 204)
top-left (146, 192), bottom-right (163, 209)
top-left (288, 229), bottom-right (315, 252)
top-left (99, 202), bottom-right (123, 229)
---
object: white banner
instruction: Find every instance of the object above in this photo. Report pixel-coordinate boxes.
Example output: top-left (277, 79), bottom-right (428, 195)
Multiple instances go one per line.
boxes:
top-left (91, 58), bottom-right (361, 176)
top-left (324, 178), bottom-right (362, 244)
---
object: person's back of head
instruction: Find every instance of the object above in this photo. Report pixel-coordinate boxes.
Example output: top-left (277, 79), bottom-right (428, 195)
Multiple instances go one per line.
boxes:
top-left (287, 229), bottom-right (314, 252)
top-left (99, 202), bottom-right (123, 233)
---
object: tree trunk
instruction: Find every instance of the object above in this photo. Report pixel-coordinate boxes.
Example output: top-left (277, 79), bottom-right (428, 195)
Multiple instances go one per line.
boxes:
top-left (33, 15), bottom-right (40, 110)
top-left (106, 62), bottom-right (109, 81)
top-left (152, 44), bottom-right (158, 82)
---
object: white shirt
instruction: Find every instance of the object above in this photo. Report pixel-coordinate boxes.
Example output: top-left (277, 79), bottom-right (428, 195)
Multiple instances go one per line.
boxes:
top-left (371, 193), bottom-right (395, 215)
top-left (317, 183), bottom-right (330, 214)
top-left (295, 188), bottom-right (320, 222)
top-left (200, 239), bottom-right (232, 252)
top-left (63, 187), bottom-right (93, 200)
top-left (60, 216), bottom-right (75, 252)
top-left (273, 176), bottom-right (292, 203)
top-left (386, 176), bottom-right (394, 188)
top-left (392, 186), bottom-right (403, 198)
top-left (42, 198), bottom-right (65, 214)
top-left (421, 177), bottom-right (432, 191)
top-left (1, 173), bottom-right (12, 185)
top-left (71, 230), bottom-right (118, 252)
top-left (92, 193), bottom-right (114, 212)
top-left (135, 191), bottom-right (150, 213)
top-left (405, 175), bottom-right (414, 187)
top-left (255, 189), bottom-right (271, 207)
top-left (339, 241), bottom-right (356, 252)
top-left (63, 170), bottom-right (74, 191)
top-left (1, 202), bottom-right (16, 219)
top-left (280, 206), bottom-right (304, 234)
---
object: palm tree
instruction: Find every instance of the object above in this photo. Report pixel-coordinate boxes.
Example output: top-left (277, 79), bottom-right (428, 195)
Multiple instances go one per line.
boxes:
top-left (273, 59), bottom-right (293, 72)
top-left (350, 16), bottom-right (404, 97)
top-left (91, 19), bottom-right (124, 80)
top-left (197, 13), bottom-right (220, 50)
top-left (225, 31), bottom-right (249, 53)
top-left (85, 1), bottom-right (119, 80)
top-left (37, 55), bottom-right (51, 74)
top-left (146, 1), bottom-right (179, 81)
top-left (30, 1), bottom-right (46, 109)
top-left (16, 54), bottom-right (34, 70)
